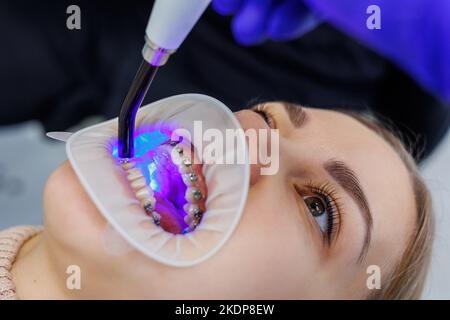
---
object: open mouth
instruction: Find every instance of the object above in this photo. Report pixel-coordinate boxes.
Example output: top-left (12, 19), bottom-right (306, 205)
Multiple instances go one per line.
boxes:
top-left (111, 125), bottom-right (207, 235)
top-left (66, 94), bottom-right (250, 266)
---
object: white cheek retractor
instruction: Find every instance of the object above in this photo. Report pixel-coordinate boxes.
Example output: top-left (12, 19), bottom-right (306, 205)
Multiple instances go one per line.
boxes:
top-left (56, 94), bottom-right (249, 267)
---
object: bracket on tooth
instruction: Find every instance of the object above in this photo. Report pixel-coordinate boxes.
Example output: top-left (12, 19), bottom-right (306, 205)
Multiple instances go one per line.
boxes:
top-left (182, 172), bottom-right (198, 186)
top-left (193, 208), bottom-right (203, 219)
top-left (183, 203), bottom-right (204, 227)
top-left (152, 212), bottom-right (161, 226)
top-left (186, 187), bottom-right (203, 203)
top-left (143, 201), bottom-right (154, 213)
top-left (192, 188), bottom-right (203, 201)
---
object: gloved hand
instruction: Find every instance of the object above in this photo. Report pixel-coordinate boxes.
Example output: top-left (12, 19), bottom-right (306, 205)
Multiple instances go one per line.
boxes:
top-left (212, 0), bottom-right (321, 46)
top-left (302, 0), bottom-right (450, 103)
top-left (213, 0), bottom-right (450, 103)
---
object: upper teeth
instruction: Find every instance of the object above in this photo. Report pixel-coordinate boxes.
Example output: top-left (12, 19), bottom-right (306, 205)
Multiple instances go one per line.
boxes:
top-left (136, 186), bottom-right (154, 200)
top-left (121, 161), bottom-right (157, 220)
top-left (126, 168), bottom-right (143, 181)
top-left (130, 177), bottom-right (147, 189)
top-left (182, 172), bottom-right (198, 186)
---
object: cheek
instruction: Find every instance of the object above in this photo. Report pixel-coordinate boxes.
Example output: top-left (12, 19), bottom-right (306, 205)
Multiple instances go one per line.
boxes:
top-left (199, 178), bottom-right (321, 298)
top-left (43, 162), bottom-right (106, 252)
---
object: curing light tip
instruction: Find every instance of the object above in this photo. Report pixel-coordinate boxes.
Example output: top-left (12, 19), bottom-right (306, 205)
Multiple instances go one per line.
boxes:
top-left (118, 60), bottom-right (159, 159)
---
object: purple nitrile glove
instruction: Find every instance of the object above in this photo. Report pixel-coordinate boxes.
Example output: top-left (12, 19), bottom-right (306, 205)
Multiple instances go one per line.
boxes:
top-left (212, 0), bottom-right (321, 46)
top-left (302, 0), bottom-right (450, 103)
top-left (213, 0), bottom-right (450, 103)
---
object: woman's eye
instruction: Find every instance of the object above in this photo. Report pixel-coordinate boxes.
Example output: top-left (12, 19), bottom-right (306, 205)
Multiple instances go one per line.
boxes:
top-left (297, 183), bottom-right (341, 245)
top-left (304, 196), bottom-right (328, 235)
top-left (253, 109), bottom-right (275, 128)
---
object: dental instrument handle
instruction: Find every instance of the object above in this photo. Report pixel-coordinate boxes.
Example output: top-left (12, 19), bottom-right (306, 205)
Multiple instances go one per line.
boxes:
top-left (118, 62), bottom-right (158, 159)
top-left (118, 0), bottom-right (211, 159)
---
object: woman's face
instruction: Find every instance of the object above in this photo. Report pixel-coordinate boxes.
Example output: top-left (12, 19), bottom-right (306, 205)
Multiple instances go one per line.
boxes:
top-left (43, 103), bottom-right (416, 299)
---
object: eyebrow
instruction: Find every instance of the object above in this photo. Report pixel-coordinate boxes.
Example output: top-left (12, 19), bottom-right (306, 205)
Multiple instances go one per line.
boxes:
top-left (281, 102), bottom-right (309, 128)
top-left (324, 160), bottom-right (373, 263)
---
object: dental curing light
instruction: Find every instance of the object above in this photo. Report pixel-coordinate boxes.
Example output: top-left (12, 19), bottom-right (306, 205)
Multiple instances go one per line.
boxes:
top-left (118, 0), bottom-right (211, 159)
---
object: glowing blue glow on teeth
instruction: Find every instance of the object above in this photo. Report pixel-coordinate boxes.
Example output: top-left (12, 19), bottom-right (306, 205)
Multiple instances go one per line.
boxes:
top-left (111, 128), bottom-right (192, 234)
top-left (112, 130), bottom-right (170, 159)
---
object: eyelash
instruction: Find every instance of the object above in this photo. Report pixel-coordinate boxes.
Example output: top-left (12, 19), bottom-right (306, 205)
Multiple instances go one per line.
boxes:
top-left (253, 106), bottom-right (276, 128)
top-left (299, 182), bottom-right (343, 245)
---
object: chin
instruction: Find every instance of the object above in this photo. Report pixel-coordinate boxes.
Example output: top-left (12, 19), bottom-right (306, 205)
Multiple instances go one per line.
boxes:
top-left (43, 161), bottom-right (107, 252)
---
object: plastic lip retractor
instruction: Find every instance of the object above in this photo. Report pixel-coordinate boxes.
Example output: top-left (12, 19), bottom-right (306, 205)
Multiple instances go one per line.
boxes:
top-left (62, 94), bottom-right (249, 267)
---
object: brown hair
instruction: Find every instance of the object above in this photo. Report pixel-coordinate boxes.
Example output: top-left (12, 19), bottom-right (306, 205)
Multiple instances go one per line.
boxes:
top-left (350, 112), bottom-right (434, 299)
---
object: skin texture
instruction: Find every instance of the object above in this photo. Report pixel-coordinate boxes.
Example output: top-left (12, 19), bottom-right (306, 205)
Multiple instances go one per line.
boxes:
top-left (11, 104), bottom-right (416, 299)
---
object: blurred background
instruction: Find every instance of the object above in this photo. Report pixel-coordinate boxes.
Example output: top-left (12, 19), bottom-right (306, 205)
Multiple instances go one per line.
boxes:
top-left (0, 0), bottom-right (449, 298)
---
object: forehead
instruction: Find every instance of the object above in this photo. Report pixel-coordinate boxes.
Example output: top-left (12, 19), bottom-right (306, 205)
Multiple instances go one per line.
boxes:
top-left (290, 107), bottom-right (416, 261)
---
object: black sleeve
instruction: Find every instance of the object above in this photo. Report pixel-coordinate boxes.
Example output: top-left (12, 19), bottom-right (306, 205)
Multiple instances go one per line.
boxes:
top-left (1, 1), bottom-right (448, 159)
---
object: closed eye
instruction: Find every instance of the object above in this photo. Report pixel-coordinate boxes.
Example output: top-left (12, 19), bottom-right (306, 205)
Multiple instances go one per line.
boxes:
top-left (252, 106), bottom-right (276, 129)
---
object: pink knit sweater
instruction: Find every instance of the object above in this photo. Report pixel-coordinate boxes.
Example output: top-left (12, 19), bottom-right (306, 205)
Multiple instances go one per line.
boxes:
top-left (0, 226), bottom-right (42, 300)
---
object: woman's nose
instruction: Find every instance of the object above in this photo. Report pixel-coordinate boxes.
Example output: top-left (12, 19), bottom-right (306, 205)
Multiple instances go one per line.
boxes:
top-left (235, 110), bottom-right (271, 186)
